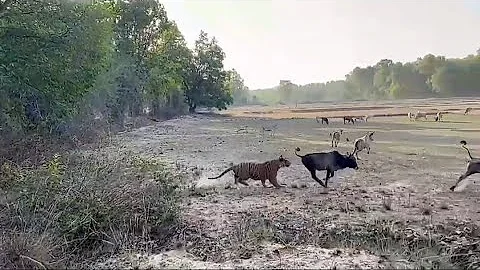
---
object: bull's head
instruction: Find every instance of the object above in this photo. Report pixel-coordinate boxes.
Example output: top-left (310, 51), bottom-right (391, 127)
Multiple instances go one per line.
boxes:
top-left (345, 152), bottom-right (359, 170)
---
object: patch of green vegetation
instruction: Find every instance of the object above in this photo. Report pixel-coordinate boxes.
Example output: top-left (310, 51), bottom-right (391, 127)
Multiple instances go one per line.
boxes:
top-left (0, 151), bottom-right (183, 268)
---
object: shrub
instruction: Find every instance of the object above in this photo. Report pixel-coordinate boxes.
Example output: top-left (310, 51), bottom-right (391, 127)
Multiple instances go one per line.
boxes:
top-left (0, 150), bottom-right (183, 268)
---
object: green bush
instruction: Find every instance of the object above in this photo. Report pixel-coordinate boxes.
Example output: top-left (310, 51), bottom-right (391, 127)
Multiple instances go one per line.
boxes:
top-left (0, 150), bottom-right (182, 268)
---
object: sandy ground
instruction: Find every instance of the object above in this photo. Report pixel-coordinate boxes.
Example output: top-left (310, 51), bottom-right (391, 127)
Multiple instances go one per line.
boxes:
top-left (99, 98), bottom-right (480, 269)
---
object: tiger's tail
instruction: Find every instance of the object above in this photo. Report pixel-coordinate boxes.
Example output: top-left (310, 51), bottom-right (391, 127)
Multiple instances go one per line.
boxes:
top-left (208, 166), bottom-right (234, 179)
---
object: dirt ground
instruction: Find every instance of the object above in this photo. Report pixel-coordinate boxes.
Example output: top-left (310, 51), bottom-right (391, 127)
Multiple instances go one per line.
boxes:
top-left (99, 98), bottom-right (480, 269)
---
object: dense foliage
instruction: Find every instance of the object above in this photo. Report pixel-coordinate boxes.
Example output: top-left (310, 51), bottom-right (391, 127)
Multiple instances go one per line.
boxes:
top-left (0, 0), bottom-right (236, 139)
top-left (1, 0), bottom-right (479, 132)
top-left (244, 52), bottom-right (480, 106)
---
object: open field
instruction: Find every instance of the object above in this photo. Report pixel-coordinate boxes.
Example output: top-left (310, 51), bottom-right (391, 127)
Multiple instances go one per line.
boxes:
top-left (100, 98), bottom-right (480, 269)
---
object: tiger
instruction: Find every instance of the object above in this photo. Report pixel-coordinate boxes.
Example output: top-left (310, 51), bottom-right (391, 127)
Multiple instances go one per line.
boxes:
top-left (208, 155), bottom-right (291, 188)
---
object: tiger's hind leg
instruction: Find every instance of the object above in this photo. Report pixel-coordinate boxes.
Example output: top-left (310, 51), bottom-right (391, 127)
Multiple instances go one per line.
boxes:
top-left (234, 175), bottom-right (242, 189)
top-left (238, 179), bottom-right (249, 186)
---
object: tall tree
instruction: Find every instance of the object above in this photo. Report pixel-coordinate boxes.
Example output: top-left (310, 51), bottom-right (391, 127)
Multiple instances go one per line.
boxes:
top-left (113, 0), bottom-right (169, 117)
top-left (345, 66), bottom-right (376, 99)
top-left (227, 69), bottom-right (249, 105)
top-left (184, 31), bottom-right (232, 113)
top-left (415, 54), bottom-right (446, 91)
top-left (0, 0), bottom-right (114, 133)
top-left (146, 22), bottom-right (191, 116)
top-left (278, 80), bottom-right (296, 104)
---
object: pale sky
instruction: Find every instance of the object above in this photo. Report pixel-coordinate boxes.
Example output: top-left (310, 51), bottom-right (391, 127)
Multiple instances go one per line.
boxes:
top-left (162, 0), bottom-right (480, 89)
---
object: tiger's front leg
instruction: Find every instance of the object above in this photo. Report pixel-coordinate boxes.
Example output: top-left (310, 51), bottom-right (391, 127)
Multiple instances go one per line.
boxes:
top-left (261, 179), bottom-right (273, 188)
top-left (268, 177), bottom-right (284, 188)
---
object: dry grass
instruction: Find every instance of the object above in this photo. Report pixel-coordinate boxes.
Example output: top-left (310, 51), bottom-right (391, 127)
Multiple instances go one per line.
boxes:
top-left (176, 210), bottom-right (480, 269)
top-left (421, 206), bottom-right (433, 216)
top-left (0, 148), bottom-right (184, 268)
top-left (222, 98), bottom-right (480, 120)
top-left (382, 196), bottom-right (393, 211)
top-left (439, 202), bottom-right (450, 210)
top-left (5, 99), bottom-right (480, 268)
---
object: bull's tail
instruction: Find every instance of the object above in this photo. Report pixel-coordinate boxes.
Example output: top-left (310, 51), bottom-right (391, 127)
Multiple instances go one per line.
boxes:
top-left (460, 140), bottom-right (474, 160)
top-left (294, 147), bottom-right (304, 158)
top-left (208, 166), bottom-right (233, 179)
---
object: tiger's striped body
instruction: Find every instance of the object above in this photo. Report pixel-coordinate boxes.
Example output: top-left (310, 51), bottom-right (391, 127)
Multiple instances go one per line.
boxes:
top-left (208, 156), bottom-right (291, 188)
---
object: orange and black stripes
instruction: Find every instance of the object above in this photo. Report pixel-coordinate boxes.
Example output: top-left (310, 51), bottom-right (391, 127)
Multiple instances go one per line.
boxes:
top-left (208, 156), bottom-right (291, 188)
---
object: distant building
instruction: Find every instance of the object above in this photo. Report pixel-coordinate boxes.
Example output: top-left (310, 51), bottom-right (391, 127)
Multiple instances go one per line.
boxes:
top-left (279, 80), bottom-right (292, 86)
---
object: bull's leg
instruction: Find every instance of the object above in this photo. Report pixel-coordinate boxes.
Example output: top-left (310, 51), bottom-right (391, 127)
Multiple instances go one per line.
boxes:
top-left (309, 170), bottom-right (326, 187)
top-left (331, 140), bottom-right (334, 148)
top-left (324, 170), bottom-right (333, 188)
top-left (320, 170), bottom-right (333, 194)
top-left (367, 146), bottom-right (370, 154)
top-left (450, 170), bottom-right (475, 191)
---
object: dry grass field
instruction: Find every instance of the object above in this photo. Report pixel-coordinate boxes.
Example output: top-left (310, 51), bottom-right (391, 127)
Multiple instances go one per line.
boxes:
top-left (99, 97), bottom-right (480, 269)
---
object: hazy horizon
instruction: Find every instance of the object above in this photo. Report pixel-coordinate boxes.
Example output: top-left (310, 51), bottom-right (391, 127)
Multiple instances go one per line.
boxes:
top-left (162, 0), bottom-right (480, 90)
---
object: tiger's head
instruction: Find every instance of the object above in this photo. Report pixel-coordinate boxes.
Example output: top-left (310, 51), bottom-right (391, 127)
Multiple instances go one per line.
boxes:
top-left (278, 155), bottom-right (291, 167)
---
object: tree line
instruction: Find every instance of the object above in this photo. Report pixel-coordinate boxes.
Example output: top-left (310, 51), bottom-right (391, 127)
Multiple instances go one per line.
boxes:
top-left (235, 50), bottom-right (480, 106)
top-left (1, 0), bottom-right (478, 140)
top-left (0, 0), bottom-right (245, 140)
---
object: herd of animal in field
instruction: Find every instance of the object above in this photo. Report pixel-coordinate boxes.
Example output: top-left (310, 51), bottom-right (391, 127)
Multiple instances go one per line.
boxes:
top-left (210, 106), bottom-right (479, 193)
